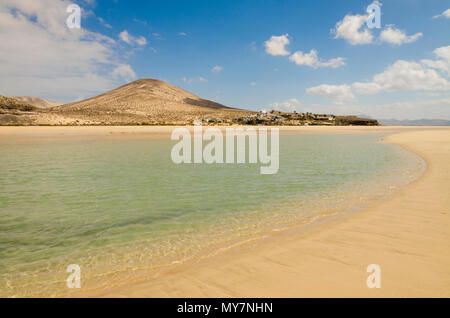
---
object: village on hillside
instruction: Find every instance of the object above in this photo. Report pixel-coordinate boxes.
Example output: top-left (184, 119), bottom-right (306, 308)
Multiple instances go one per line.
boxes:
top-left (203, 110), bottom-right (379, 126)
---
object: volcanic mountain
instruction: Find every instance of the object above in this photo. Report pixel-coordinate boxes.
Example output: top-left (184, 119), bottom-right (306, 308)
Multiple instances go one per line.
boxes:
top-left (51, 79), bottom-right (252, 125)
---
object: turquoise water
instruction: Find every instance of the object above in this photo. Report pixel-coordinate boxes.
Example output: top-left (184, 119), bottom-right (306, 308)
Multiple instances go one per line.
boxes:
top-left (0, 134), bottom-right (423, 296)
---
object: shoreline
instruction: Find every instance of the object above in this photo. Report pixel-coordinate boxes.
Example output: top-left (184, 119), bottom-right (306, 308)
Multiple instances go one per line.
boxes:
top-left (72, 127), bottom-right (448, 298)
top-left (0, 125), bottom-right (448, 139)
top-left (1, 126), bottom-right (449, 297)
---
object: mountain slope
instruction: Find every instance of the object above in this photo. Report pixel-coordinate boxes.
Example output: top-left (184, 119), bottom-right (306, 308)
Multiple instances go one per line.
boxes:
top-left (53, 79), bottom-right (252, 125)
top-left (11, 96), bottom-right (62, 108)
top-left (0, 95), bottom-right (40, 125)
top-left (0, 95), bottom-right (36, 112)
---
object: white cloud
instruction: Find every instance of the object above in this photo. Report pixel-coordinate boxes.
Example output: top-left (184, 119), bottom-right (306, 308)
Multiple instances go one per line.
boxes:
top-left (110, 64), bottom-right (136, 82)
top-left (334, 9), bottom-right (423, 46)
top-left (318, 57), bottom-right (346, 68)
top-left (266, 35), bottom-right (344, 69)
top-left (306, 84), bottom-right (355, 101)
top-left (270, 98), bottom-right (302, 112)
top-left (289, 49), bottom-right (345, 68)
top-left (307, 46), bottom-right (450, 102)
top-left (178, 32), bottom-right (187, 36)
top-left (363, 60), bottom-right (449, 92)
top-left (250, 82), bottom-right (256, 87)
top-left (351, 82), bottom-right (382, 95)
top-left (289, 50), bottom-right (317, 67)
top-left (119, 30), bottom-right (147, 46)
top-left (0, 0), bottom-right (137, 102)
top-left (434, 45), bottom-right (450, 61)
top-left (181, 77), bottom-right (208, 84)
top-left (119, 30), bottom-right (132, 44)
top-left (314, 60), bottom-right (450, 100)
top-left (265, 34), bottom-right (290, 56)
top-left (135, 36), bottom-right (147, 45)
top-left (421, 59), bottom-right (450, 74)
top-left (333, 14), bottom-right (373, 45)
top-left (443, 9), bottom-right (450, 18)
top-left (433, 8), bottom-right (450, 19)
top-left (421, 45), bottom-right (450, 75)
top-left (379, 26), bottom-right (422, 45)
top-left (211, 66), bottom-right (223, 73)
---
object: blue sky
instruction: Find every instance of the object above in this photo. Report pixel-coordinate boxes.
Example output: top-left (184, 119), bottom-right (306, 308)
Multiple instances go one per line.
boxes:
top-left (0, 0), bottom-right (449, 119)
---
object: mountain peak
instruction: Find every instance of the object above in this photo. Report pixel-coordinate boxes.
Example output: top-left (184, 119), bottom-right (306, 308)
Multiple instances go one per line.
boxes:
top-left (52, 79), bottom-right (251, 125)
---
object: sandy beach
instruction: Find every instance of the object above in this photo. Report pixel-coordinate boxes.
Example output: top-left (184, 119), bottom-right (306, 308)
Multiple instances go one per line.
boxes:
top-left (1, 126), bottom-right (449, 297)
top-left (2, 0), bottom-right (449, 303)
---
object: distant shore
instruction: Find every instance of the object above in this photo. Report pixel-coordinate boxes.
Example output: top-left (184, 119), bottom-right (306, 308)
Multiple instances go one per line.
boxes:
top-left (1, 126), bottom-right (449, 297)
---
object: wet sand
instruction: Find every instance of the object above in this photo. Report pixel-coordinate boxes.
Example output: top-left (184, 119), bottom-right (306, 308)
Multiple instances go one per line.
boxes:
top-left (0, 125), bottom-right (442, 140)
